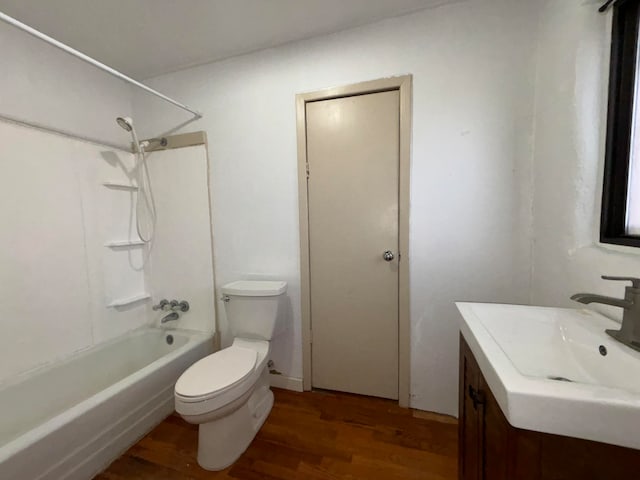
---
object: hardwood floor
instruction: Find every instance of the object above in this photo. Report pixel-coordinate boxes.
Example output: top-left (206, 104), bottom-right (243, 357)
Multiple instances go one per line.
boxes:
top-left (96, 388), bottom-right (458, 480)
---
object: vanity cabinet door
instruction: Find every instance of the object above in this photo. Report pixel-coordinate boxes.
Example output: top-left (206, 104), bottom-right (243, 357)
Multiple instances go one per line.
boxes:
top-left (459, 337), bottom-right (482, 480)
top-left (479, 376), bottom-right (511, 480)
top-left (459, 336), bottom-right (513, 480)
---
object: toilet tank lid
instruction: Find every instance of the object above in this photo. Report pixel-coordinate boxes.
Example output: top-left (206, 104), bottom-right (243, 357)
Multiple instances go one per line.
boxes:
top-left (221, 280), bottom-right (287, 297)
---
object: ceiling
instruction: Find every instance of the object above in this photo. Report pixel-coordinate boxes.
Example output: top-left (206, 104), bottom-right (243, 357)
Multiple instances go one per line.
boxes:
top-left (0, 0), bottom-right (456, 79)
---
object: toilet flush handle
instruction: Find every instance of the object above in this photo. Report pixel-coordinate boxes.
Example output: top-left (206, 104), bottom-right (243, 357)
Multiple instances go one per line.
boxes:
top-left (221, 294), bottom-right (231, 303)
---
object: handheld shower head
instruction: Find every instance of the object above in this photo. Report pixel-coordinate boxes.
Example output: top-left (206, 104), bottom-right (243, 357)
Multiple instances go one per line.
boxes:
top-left (115, 115), bottom-right (157, 244)
top-left (116, 116), bottom-right (133, 132)
top-left (116, 116), bottom-right (142, 153)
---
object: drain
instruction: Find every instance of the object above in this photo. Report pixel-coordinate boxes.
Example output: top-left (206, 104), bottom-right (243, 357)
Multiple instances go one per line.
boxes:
top-left (166, 334), bottom-right (174, 345)
top-left (599, 345), bottom-right (608, 356)
top-left (548, 375), bottom-right (573, 382)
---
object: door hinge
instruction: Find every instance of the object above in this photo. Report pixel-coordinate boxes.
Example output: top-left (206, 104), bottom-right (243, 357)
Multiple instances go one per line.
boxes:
top-left (306, 162), bottom-right (310, 179)
top-left (309, 329), bottom-right (313, 344)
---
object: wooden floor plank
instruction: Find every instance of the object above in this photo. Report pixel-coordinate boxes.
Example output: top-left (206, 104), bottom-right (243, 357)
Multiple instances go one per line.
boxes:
top-left (95, 388), bottom-right (458, 480)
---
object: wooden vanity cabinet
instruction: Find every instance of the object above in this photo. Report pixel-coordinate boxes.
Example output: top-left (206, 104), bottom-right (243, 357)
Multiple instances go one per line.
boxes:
top-left (459, 335), bottom-right (640, 480)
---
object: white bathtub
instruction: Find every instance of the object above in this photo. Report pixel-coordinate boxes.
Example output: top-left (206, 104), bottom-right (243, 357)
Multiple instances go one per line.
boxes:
top-left (0, 327), bottom-right (213, 480)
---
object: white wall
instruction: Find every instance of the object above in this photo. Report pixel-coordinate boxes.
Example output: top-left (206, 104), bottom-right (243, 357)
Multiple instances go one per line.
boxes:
top-left (530, 1), bottom-right (640, 316)
top-left (145, 145), bottom-right (216, 334)
top-left (135, 0), bottom-right (539, 415)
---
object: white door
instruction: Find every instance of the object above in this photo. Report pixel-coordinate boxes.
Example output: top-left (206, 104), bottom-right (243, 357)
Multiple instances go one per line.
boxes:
top-left (306, 90), bottom-right (400, 400)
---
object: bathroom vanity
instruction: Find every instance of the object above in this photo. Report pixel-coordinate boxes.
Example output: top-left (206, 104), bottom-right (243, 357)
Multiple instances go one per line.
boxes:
top-left (457, 303), bottom-right (640, 480)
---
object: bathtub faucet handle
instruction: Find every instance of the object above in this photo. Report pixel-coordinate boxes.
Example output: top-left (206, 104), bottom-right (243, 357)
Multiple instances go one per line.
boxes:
top-left (152, 299), bottom-right (170, 311)
top-left (171, 300), bottom-right (190, 312)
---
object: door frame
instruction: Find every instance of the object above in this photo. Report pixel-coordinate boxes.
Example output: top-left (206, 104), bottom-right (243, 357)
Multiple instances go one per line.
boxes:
top-left (296, 75), bottom-right (412, 407)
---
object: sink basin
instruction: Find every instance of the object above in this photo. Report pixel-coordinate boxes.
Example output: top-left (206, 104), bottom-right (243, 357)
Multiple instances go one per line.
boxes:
top-left (457, 302), bottom-right (640, 450)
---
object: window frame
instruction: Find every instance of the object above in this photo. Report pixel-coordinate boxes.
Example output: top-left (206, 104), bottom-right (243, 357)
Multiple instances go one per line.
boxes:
top-left (601, 0), bottom-right (640, 248)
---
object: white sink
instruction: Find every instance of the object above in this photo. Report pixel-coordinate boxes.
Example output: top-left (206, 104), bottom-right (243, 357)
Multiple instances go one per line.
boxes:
top-left (457, 302), bottom-right (640, 450)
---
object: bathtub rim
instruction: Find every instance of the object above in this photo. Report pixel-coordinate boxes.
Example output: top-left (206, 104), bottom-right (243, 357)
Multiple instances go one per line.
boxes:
top-left (0, 326), bottom-right (213, 464)
top-left (0, 326), bottom-right (209, 391)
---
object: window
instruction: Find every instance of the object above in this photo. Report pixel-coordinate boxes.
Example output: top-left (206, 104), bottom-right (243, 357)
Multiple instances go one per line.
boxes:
top-left (602, 0), bottom-right (640, 247)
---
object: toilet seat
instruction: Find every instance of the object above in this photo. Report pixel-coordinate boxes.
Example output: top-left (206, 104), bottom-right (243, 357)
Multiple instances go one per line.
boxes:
top-left (175, 346), bottom-right (257, 403)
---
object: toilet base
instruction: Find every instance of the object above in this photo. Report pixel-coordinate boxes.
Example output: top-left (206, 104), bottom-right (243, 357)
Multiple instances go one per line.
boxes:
top-left (196, 368), bottom-right (274, 471)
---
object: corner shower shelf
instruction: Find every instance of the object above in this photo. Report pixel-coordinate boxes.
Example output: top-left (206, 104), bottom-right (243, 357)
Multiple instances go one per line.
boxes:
top-left (107, 293), bottom-right (151, 308)
top-left (102, 181), bottom-right (138, 191)
top-left (104, 240), bottom-right (146, 248)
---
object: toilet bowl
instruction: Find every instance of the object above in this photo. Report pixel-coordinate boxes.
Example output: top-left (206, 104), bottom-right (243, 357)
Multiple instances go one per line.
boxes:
top-left (174, 280), bottom-right (287, 471)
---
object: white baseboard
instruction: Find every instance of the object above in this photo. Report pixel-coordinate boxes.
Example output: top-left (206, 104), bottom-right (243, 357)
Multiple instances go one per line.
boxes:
top-left (269, 373), bottom-right (303, 392)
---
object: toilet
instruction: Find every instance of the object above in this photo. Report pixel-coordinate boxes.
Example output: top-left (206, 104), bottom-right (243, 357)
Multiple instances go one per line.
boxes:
top-left (174, 280), bottom-right (287, 471)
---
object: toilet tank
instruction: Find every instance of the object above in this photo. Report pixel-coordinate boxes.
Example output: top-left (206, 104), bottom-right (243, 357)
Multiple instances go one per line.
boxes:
top-left (221, 280), bottom-right (287, 340)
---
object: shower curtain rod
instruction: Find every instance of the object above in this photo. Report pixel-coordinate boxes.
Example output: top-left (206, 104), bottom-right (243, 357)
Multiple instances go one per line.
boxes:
top-left (0, 10), bottom-right (203, 120)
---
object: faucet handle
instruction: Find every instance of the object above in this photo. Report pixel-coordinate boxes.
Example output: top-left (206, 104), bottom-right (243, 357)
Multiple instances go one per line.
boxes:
top-left (170, 300), bottom-right (190, 312)
top-left (602, 276), bottom-right (640, 289)
top-left (152, 299), bottom-right (170, 311)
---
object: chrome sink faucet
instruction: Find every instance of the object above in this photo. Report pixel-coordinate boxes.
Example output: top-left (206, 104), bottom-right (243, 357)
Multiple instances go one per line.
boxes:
top-left (571, 276), bottom-right (640, 353)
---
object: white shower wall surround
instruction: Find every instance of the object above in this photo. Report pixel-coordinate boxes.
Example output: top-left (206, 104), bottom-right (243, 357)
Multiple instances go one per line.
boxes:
top-left (0, 119), bottom-right (216, 382)
top-left (145, 145), bottom-right (217, 334)
top-left (0, 119), bottom-right (147, 381)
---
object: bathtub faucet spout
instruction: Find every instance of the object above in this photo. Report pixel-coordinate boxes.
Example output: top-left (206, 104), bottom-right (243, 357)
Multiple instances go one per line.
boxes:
top-left (161, 312), bottom-right (180, 324)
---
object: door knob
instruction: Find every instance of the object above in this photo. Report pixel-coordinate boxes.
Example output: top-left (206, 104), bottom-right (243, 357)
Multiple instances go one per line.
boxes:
top-left (382, 250), bottom-right (395, 262)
